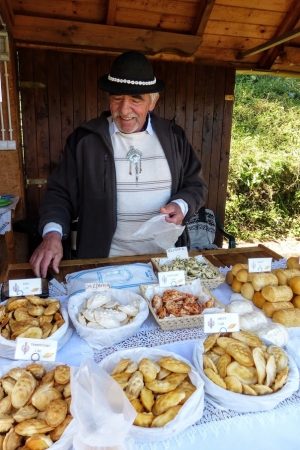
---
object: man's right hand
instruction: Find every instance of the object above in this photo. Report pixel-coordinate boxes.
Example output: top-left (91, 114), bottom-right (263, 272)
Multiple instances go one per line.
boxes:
top-left (29, 232), bottom-right (63, 278)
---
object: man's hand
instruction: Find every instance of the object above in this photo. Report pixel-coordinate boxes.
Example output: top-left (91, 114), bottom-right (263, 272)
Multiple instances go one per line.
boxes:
top-left (160, 202), bottom-right (184, 225)
top-left (29, 232), bottom-right (63, 278)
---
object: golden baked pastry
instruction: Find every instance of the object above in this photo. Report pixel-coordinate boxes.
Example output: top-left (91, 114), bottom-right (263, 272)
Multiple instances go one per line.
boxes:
top-left (215, 353), bottom-right (232, 378)
top-left (203, 333), bottom-right (220, 352)
top-left (156, 356), bottom-right (191, 374)
top-left (49, 414), bottom-right (73, 442)
top-left (111, 359), bottom-right (131, 375)
top-left (2, 427), bottom-right (22, 450)
top-left (110, 355), bottom-right (197, 428)
top-left (145, 373), bottom-right (187, 394)
top-left (152, 389), bottom-right (185, 416)
top-left (44, 399), bottom-right (67, 427)
top-left (130, 398), bottom-right (145, 413)
top-left (204, 368), bottom-right (227, 389)
top-left (138, 358), bottom-right (158, 382)
top-left (226, 342), bottom-right (254, 367)
top-left (231, 331), bottom-right (263, 348)
top-left (139, 386), bottom-right (155, 412)
top-left (11, 372), bottom-right (37, 409)
top-left (252, 347), bottom-right (266, 385)
top-left (224, 375), bottom-right (242, 393)
top-left (133, 412), bottom-right (154, 427)
top-left (25, 433), bottom-right (53, 450)
top-left (31, 384), bottom-right (63, 412)
top-left (226, 361), bottom-right (258, 385)
top-left (14, 419), bottom-right (54, 436)
top-left (150, 405), bottom-right (182, 428)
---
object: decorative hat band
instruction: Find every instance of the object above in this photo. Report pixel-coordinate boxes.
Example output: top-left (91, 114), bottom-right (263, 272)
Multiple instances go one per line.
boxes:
top-left (108, 75), bottom-right (157, 85)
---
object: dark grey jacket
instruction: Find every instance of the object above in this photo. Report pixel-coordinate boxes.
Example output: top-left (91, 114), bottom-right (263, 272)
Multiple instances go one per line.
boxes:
top-left (39, 112), bottom-right (208, 258)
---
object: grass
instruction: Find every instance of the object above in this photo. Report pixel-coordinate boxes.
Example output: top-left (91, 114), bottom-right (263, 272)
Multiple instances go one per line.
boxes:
top-left (225, 74), bottom-right (300, 241)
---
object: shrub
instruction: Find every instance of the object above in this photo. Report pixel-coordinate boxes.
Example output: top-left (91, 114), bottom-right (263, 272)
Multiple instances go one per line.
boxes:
top-left (226, 74), bottom-right (300, 241)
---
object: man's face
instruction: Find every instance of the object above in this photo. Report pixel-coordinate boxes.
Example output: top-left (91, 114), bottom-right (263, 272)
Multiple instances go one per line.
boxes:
top-left (109, 94), bottom-right (158, 133)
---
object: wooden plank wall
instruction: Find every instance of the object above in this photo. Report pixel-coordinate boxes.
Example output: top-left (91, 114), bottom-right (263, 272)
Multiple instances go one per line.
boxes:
top-left (18, 49), bottom-right (235, 248)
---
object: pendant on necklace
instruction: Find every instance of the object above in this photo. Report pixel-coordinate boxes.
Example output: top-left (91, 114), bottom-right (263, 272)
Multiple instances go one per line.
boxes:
top-left (126, 145), bottom-right (142, 183)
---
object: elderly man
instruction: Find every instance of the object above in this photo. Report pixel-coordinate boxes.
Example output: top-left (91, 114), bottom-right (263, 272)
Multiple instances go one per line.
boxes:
top-left (30, 51), bottom-right (207, 277)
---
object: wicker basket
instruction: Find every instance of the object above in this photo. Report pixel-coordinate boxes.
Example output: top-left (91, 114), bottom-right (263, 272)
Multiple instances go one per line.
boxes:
top-left (139, 282), bottom-right (225, 331)
top-left (151, 255), bottom-right (225, 291)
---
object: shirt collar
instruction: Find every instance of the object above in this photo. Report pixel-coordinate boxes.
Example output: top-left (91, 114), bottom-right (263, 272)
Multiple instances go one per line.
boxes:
top-left (108, 113), bottom-right (153, 136)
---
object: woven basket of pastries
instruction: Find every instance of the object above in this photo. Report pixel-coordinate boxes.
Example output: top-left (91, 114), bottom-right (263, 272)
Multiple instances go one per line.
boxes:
top-left (151, 255), bottom-right (225, 290)
top-left (0, 296), bottom-right (72, 359)
top-left (0, 360), bottom-right (75, 450)
top-left (140, 279), bottom-right (225, 331)
top-left (98, 347), bottom-right (204, 442)
top-left (192, 330), bottom-right (299, 412)
top-left (68, 289), bottom-right (149, 349)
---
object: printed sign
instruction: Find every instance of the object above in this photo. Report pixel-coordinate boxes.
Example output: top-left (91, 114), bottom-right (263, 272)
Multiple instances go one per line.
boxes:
top-left (203, 313), bottom-right (240, 333)
top-left (248, 258), bottom-right (272, 273)
top-left (15, 338), bottom-right (58, 362)
top-left (85, 283), bottom-right (111, 292)
top-left (9, 278), bottom-right (42, 297)
top-left (158, 270), bottom-right (186, 287)
top-left (166, 246), bottom-right (189, 260)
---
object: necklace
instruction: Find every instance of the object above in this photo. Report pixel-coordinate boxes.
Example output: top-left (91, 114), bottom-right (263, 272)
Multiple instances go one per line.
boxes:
top-left (126, 145), bottom-right (142, 183)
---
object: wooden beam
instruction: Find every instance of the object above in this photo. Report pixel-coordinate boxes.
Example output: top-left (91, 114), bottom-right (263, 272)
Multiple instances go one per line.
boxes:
top-left (236, 26), bottom-right (300, 60)
top-left (258, 0), bottom-right (300, 69)
top-left (282, 45), bottom-right (300, 65)
top-left (13, 15), bottom-right (202, 57)
top-left (191, 0), bottom-right (216, 36)
top-left (0, 0), bottom-right (15, 36)
top-left (106, 0), bottom-right (117, 26)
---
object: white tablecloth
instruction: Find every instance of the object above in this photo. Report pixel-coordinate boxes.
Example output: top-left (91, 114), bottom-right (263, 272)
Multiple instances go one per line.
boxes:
top-left (1, 257), bottom-right (300, 449)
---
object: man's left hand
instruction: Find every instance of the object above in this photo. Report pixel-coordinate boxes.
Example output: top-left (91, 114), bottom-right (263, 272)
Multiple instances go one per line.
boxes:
top-left (160, 202), bottom-right (184, 225)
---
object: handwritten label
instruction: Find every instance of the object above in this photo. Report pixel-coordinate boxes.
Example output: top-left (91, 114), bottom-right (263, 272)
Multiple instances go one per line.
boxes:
top-left (158, 270), bottom-right (185, 288)
top-left (203, 313), bottom-right (240, 333)
top-left (15, 338), bottom-right (57, 362)
top-left (85, 283), bottom-right (111, 292)
top-left (9, 278), bottom-right (42, 297)
top-left (248, 258), bottom-right (272, 273)
top-left (166, 247), bottom-right (188, 260)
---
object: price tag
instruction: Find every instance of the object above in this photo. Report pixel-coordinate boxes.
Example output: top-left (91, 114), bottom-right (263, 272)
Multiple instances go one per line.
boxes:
top-left (248, 258), bottom-right (272, 273)
top-left (9, 278), bottom-right (42, 297)
top-left (203, 313), bottom-right (240, 333)
top-left (158, 270), bottom-right (185, 287)
top-left (166, 246), bottom-right (188, 260)
top-left (15, 338), bottom-right (58, 362)
top-left (85, 283), bottom-right (110, 292)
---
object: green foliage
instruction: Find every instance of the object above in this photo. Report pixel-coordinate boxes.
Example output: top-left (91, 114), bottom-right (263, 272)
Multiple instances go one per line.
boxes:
top-left (226, 74), bottom-right (300, 241)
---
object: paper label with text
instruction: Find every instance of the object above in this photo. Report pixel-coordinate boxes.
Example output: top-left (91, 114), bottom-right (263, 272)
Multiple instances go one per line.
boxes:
top-left (9, 278), bottom-right (42, 297)
top-left (166, 247), bottom-right (189, 260)
top-left (203, 313), bottom-right (240, 333)
top-left (85, 283), bottom-right (111, 292)
top-left (158, 270), bottom-right (186, 287)
top-left (248, 258), bottom-right (272, 273)
top-left (15, 338), bottom-right (58, 362)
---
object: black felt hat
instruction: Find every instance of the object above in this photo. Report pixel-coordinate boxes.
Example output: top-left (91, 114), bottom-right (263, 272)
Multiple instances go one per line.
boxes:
top-left (98, 51), bottom-right (165, 94)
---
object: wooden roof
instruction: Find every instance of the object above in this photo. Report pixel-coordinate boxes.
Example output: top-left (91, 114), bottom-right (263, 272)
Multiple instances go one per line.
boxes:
top-left (1, 0), bottom-right (300, 76)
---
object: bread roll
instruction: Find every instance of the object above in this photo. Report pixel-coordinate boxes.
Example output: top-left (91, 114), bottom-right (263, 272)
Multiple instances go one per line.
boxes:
top-left (262, 301), bottom-right (294, 318)
top-left (287, 256), bottom-right (300, 270)
top-left (252, 292), bottom-right (266, 309)
top-left (261, 285), bottom-right (294, 302)
top-left (289, 276), bottom-right (300, 295)
top-left (241, 282), bottom-right (254, 300)
top-left (292, 295), bottom-right (300, 308)
top-left (273, 308), bottom-right (300, 327)
top-left (231, 263), bottom-right (248, 276)
top-left (236, 269), bottom-right (253, 283)
top-left (225, 270), bottom-right (234, 286)
top-left (231, 278), bottom-right (243, 293)
top-left (251, 273), bottom-right (278, 291)
top-left (275, 269), bottom-right (300, 285)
